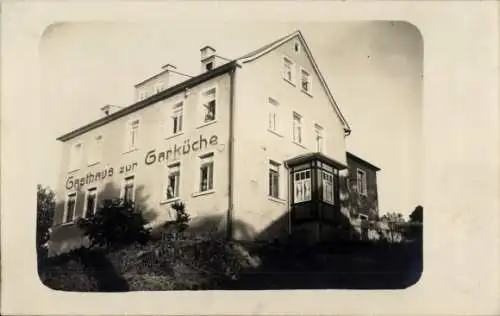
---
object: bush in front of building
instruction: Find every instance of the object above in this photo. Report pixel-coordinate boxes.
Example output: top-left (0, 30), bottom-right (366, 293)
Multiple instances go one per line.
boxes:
top-left (77, 198), bottom-right (151, 250)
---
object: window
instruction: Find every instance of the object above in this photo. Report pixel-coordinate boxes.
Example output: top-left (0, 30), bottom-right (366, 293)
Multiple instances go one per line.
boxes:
top-left (122, 176), bottom-right (135, 203)
top-left (171, 102), bottom-right (184, 135)
top-left (69, 142), bottom-right (83, 171)
top-left (155, 81), bottom-right (164, 94)
top-left (322, 171), bottom-right (334, 205)
top-left (88, 135), bottom-right (103, 165)
top-left (293, 112), bottom-right (302, 144)
top-left (268, 98), bottom-right (279, 132)
top-left (357, 169), bottom-right (367, 196)
top-left (201, 88), bottom-right (216, 123)
top-left (164, 163), bottom-right (180, 201)
top-left (294, 169), bottom-right (311, 203)
top-left (139, 91), bottom-right (148, 101)
top-left (199, 153), bottom-right (214, 192)
top-left (268, 161), bottom-right (280, 199)
top-left (283, 57), bottom-right (295, 83)
top-left (125, 119), bottom-right (140, 152)
top-left (301, 69), bottom-right (312, 93)
top-left (205, 62), bottom-right (213, 72)
top-left (85, 188), bottom-right (98, 217)
top-left (64, 193), bottom-right (77, 223)
top-left (294, 41), bottom-right (301, 54)
top-left (314, 124), bottom-right (324, 152)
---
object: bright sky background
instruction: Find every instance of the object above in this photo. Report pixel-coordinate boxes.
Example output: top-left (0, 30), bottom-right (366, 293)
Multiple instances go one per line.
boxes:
top-left (39, 21), bottom-right (422, 217)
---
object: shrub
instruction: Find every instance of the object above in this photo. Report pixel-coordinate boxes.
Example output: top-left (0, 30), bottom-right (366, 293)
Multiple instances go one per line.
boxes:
top-left (77, 198), bottom-right (151, 250)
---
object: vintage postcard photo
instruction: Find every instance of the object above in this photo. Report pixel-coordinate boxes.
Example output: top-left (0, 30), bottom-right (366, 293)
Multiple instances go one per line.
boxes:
top-left (1, 1), bottom-right (499, 315)
top-left (36, 21), bottom-right (423, 291)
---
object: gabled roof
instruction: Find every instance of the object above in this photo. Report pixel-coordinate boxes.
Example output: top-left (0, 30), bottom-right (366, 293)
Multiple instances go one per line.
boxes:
top-left (57, 30), bottom-right (351, 142)
top-left (237, 30), bottom-right (351, 134)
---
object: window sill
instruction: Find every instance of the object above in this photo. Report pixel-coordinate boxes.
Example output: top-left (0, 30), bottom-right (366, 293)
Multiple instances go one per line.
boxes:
top-left (87, 161), bottom-right (100, 167)
top-left (267, 129), bottom-right (283, 138)
top-left (123, 148), bottom-right (139, 155)
top-left (60, 220), bottom-right (78, 227)
top-left (165, 132), bottom-right (184, 141)
top-left (301, 89), bottom-right (313, 97)
top-left (292, 141), bottom-right (307, 149)
top-left (192, 189), bottom-right (215, 198)
top-left (268, 196), bottom-right (286, 204)
top-left (283, 78), bottom-right (296, 87)
top-left (160, 197), bottom-right (181, 205)
top-left (197, 120), bottom-right (217, 129)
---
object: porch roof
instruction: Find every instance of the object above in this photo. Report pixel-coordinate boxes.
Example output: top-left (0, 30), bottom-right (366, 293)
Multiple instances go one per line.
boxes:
top-left (284, 152), bottom-right (348, 170)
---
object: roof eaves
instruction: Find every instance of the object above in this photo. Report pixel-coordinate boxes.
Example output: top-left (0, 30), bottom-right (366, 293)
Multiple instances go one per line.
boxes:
top-left (57, 61), bottom-right (239, 142)
top-left (237, 30), bottom-right (351, 133)
top-left (346, 152), bottom-right (381, 171)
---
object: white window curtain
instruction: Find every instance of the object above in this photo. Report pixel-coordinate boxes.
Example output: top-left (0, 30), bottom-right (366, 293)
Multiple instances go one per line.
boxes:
top-left (322, 171), bottom-right (334, 204)
top-left (199, 154), bottom-right (214, 192)
top-left (294, 169), bottom-right (311, 203)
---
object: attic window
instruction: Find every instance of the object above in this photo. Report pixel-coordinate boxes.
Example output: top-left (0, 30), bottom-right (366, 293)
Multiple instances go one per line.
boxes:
top-left (294, 41), bottom-right (301, 54)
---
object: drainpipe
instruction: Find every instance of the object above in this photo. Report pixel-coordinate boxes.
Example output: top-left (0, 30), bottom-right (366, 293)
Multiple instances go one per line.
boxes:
top-left (284, 163), bottom-right (292, 237)
top-left (226, 65), bottom-right (236, 240)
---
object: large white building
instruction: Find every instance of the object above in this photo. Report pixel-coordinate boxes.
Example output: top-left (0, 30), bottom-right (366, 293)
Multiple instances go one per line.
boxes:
top-left (49, 30), bottom-right (352, 256)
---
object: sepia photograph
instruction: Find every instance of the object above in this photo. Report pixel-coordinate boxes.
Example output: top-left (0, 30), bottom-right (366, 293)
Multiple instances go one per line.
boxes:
top-left (2, 1), bottom-right (499, 315)
top-left (36, 21), bottom-right (424, 291)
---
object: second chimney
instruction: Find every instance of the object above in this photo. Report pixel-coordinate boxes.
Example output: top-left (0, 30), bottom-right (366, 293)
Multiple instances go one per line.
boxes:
top-left (200, 45), bottom-right (216, 73)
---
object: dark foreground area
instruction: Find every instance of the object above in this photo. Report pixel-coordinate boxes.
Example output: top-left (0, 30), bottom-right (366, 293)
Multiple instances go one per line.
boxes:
top-left (39, 237), bottom-right (422, 291)
top-left (223, 240), bottom-right (422, 290)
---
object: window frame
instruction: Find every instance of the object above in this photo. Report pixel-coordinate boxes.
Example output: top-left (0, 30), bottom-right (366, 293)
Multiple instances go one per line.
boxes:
top-left (195, 152), bottom-right (215, 196)
top-left (356, 168), bottom-right (368, 196)
top-left (293, 169), bottom-right (312, 203)
top-left (313, 123), bottom-right (324, 153)
top-left (68, 141), bottom-right (83, 172)
top-left (282, 56), bottom-right (296, 85)
top-left (124, 117), bottom-right (141, 153)
top-left (199, 86), bottom-right (217, 126)
top-left (268, 160), bottom-right (281, 200)
top-left (83, 187), bottom-right (99, 218)
top-left (300, 67), bottom-right (313, 95)
top-left (321, 170), bottom-right (335, 205)
top-left (267, 97), bottom-right (281, 134)
top-left (63, 192), bottom-right (78, 224)
top-left (121, 175), bottom-right (136, 203)
top-left (154, 81), bottom-right (165, 94)
top-left (162, 162), bottom-right (181, 203)
top-left (88, 135), bottom-right (103, 166)
top-left (292, 112), bottom-right (303, 145)
top-left (294, 40), bottom-right (301, 55)
top-left (169, 101), bottom-right (184, 137)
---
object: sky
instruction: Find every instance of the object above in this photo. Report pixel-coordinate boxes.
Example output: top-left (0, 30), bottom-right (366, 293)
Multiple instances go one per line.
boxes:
top-left (39, 21), bottom-right (423, 217)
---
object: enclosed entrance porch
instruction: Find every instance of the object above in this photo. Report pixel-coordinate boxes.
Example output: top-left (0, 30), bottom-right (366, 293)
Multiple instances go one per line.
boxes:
top-left (285, 152), bottom-right (348, 243)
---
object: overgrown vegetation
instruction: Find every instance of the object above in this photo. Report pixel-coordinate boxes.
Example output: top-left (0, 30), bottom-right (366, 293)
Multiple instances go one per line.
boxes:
top-left (39, 198), bottom-right (249, 291)
top-left (37, 185), bottom-right (56, 261)
top-left (77, 198), bottom-right (151, 249)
